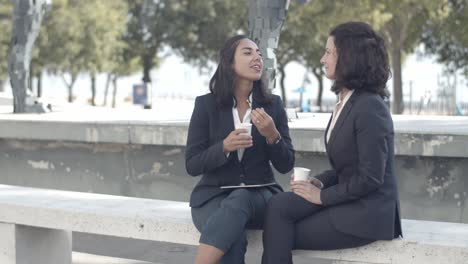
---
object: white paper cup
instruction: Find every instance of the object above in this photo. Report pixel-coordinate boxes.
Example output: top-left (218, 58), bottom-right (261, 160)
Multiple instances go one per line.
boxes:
top-left (235, 123), bottom-right (252, 136)
top-left (293, 167), bottom-right (311, 181)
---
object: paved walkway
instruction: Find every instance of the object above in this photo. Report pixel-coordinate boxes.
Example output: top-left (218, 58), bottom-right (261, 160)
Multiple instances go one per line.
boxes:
top-left (73, 233), bottom-right (329, 264)
top-left (73, 252), bottom-right (154, 264)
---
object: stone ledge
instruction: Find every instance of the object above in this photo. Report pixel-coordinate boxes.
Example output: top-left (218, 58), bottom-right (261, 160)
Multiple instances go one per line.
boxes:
top-left (1, 116), bottom-right (467, 157)
top-left (0, 185), bottom-right (467, 264)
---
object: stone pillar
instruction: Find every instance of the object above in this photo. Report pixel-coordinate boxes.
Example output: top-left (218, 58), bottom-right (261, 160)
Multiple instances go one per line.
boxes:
top-left (8, 0), bottom-right (48, 113)
top-left (0, 222), bottom-right (72, 264)
top-left (248, 0), bottom-right (309, 91)
top-left (248, 0), bottom-right (289, 91)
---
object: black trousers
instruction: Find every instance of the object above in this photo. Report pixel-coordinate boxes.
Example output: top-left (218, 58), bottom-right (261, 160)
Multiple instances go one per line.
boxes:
top-left (262, 192), bottom-right (375, 264)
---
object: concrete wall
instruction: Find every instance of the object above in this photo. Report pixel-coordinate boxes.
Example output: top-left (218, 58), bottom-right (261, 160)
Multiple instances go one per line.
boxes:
top-left (0, 113), bottom-right (467, 223)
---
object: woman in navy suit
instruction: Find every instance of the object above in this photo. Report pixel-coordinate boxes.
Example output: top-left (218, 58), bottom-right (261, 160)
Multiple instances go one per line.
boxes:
top-left (185, 35), bottom-right (295, 264)
top-left (262, 22), bottom-right (403, 264)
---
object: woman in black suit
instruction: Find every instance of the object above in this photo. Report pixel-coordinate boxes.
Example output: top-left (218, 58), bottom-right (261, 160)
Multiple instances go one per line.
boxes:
top-left (262, 22), bottom-right (402, 264)
top-left (185, 35), bottom-right (295, 264)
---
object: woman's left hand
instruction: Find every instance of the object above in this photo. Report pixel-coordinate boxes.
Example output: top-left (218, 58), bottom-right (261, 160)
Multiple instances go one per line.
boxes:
top-left (251, 108), bottom-right (279, 143)
top-left (290, 180), bottom-right (322, 205)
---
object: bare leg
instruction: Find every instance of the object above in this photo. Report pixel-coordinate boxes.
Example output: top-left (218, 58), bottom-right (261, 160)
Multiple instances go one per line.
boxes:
top-left (194, 243), bottom-right (224, 264)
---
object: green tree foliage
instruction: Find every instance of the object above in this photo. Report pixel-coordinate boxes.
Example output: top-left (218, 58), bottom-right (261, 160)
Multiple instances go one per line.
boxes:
top-left (125, 0), bottom-right (177, 84)
top-left (379, 0), bottom-right (448, 114)
top-left (168, 0), bottom-right (247, 68)
top-left (0, 0), bottom-right (12, 88)
top-left (103, 31), bottom-right (142, 108)
top-left (279, 0), bottom-right (387, 110)
top-left (33, 0), bottom-right (128, 103)
top-left (421, 0), bottom-right (468, 76)
top-left (34, 0), bottom-right (82, 102)
top-left (78, 0), bottom-right (128, 105)
top-left (4, 0), bottom-right (464, 112)
top-left (278, 0), bottom-right (448, 114)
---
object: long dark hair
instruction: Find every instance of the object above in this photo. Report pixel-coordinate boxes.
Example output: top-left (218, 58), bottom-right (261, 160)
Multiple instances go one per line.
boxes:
top-left (209, 35), bottom-right (272, 109)
top-left (330, 22), bottom-right (391, 98)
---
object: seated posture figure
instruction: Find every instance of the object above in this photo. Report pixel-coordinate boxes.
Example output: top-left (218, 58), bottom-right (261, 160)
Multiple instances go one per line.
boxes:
top-left (262, 21), bottom-right (403, 264)
top-left (186, 35), bottom-right (295, 264)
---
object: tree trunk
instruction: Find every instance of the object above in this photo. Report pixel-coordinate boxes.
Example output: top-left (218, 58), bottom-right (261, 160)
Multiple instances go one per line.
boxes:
top-left (102, 73), bottom-right (111, 106)
top-left (142, 54), bottom-right (153, 84)
top-left (68, 85), bottom-right (73, 102)
top-left (0, 79), bottom-right (5, 92)
top-left (384, 17), bottom-right (409, 115)
top-left (29, 63), bottom-right (34, 94)
top-left (62, 74), bottom-right (77, 103)
top-left (111, 76), bottom-right (118, 108)
top-left (391, 42), bottom-right (403, 114)
top-left (9, 0), bottom-right (47, 113)
top-left (312, 67), bottom-right (324, 112)
top-left (90, 74), bottom-right (96, 106)
top-left (37, 72), bottom-right (42, 98)
top-left (278, 65), bottom-right (287, 107)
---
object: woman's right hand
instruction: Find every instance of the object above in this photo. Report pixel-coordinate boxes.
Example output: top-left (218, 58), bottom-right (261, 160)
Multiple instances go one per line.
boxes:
top-left (290, 174), bottom-right (323, 189)
top-left (223, 129), bottom-right (253, 153)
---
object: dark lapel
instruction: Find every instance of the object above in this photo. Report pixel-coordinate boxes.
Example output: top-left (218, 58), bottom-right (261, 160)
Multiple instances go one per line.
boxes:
top-left (324, 113), bottom-right (333, 150)
top-left (219, 104), bottom-right (235, 141)
top-left (327, 91), bottom-right (358, 150)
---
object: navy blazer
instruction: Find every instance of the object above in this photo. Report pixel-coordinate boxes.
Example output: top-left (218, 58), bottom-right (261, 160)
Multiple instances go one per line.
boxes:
top-left (185, 90), bottom-right (295, 208)
top-left (316, 90), bottom-right (402, 240)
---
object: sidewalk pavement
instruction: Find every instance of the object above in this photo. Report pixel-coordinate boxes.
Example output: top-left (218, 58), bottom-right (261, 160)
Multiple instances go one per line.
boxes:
top-left (73, 253), bottom-right (155, 264)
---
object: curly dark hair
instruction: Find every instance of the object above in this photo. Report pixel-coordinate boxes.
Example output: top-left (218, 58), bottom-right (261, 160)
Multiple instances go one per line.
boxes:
top-left (209, 35), bottom-right (272, 109)
top-left (330, 22), bottom-right (391, 98)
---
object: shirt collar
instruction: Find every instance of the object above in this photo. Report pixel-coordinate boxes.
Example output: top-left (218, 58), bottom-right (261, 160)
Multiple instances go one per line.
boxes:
top-left (337, 89), bottom-right (354, 105)
top-left (233, 92), bottom-right (253, 109)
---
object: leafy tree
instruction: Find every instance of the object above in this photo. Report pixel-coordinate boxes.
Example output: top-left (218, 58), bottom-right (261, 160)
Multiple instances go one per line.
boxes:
top-left (276, 1), bottom-right (335, 109)
top-left (0, 0), bottom-right (12, 92)
top-left (279, 0), bottom-right (387, 111)
top-left (103, 35), bottom-right (142, 108)
top-left (34, 0), bottom-right (127, 104)
top-left (125, 0), bottom-right (179, 86)
top-left (421, 0), bottom-right (468, 76)
top-left (379, 0), bottom-right (448, 114)
top-left (278, 0), bottom-right (448, 114)
top-left (34, 0), bottom-right (84, 102)
top-left (77, 0), bottom-right (128, 106)
top-left (168, 0), bottom-right (247, 68)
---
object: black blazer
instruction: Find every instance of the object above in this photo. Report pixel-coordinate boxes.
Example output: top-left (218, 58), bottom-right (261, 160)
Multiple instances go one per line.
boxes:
top-left (316, 90), bottom-right (402, 240)
top-left (185, 91), bottom-right (295, 208)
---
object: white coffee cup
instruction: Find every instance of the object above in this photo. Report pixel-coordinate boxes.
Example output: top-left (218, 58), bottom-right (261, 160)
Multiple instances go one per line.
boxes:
top-left (235, 123), bottom-right (252, 136)
top-left (293, 167), bottom-right (311, 181)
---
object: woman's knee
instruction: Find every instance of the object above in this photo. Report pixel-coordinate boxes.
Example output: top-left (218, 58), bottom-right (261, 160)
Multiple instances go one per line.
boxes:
top-left (191, 195), bottom-right (225, 232)
top-left (266, 192), bottom-right (296, 216)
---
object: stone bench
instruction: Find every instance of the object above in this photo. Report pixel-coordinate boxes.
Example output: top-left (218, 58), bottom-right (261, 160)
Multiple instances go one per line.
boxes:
top-left (0, 184), bottom-right (467, 264)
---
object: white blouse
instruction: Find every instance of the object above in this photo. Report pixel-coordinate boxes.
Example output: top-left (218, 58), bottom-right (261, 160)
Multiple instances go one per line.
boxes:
top-left (326, 89), bottom-right (354, 143)
top-left (232, 93), bottom-right (253, 161)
